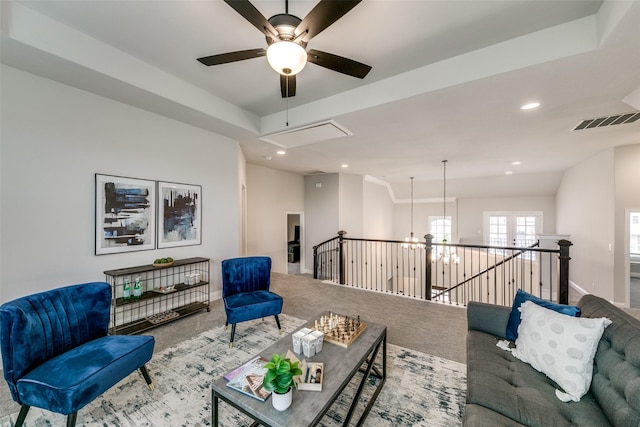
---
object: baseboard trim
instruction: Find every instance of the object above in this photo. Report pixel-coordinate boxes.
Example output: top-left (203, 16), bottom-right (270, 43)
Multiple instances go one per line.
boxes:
top-left (210, 290), bottom-right (222, 301)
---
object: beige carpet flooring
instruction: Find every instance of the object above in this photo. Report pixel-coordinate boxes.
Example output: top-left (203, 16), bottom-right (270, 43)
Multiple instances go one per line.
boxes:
top-left (0, 273), bottom-right (468, 417)
top-left (3, 272), bottom-right (639, 418)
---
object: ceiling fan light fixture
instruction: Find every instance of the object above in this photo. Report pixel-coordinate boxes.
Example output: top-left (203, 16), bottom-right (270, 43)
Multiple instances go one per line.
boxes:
top-left (266, 41), bottom-right (307, 75)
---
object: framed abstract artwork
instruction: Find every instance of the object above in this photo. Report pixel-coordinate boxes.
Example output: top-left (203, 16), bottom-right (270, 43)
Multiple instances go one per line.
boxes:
top-left (157, 181), bottom-right (202, 248)
top-left (95, 174), bottom-right (156, 255)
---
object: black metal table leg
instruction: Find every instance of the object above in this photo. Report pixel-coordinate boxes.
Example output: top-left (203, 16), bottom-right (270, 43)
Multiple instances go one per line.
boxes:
top-left (212, 389), bottom-right (219, 426)
top-left (342, 330), bottom-right (387, 426)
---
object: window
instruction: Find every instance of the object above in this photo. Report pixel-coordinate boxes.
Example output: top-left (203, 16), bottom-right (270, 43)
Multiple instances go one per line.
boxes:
top-left (488, 216), bottom-right (508, 246)
top-left (429, 215), bottom-right (453, 259)
top-left (515, 216), bottom-right (538, 247)
top-left (484, 211), bottom-right (542, 257)
top-left (429, 216), bottom-right (452, 243)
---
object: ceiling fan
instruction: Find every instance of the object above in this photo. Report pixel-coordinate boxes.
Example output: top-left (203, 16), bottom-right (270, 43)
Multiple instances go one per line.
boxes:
top-left (197, 0), bottom-right (372, 98)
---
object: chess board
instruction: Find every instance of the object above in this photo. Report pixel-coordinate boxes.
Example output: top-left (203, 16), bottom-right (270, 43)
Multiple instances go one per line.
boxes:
top-left (308, 313), bottom-right (367, 348)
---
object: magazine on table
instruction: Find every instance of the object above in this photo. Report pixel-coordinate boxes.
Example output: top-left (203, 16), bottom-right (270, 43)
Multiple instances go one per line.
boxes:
top-left (224, 356), bottom-right (267, 381)
top-left (225, 356), bottom-right (271, 401)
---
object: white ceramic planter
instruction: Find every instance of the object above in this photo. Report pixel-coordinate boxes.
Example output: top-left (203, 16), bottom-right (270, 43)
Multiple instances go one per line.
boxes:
top-left (271, 388), bottom-right (292, 411)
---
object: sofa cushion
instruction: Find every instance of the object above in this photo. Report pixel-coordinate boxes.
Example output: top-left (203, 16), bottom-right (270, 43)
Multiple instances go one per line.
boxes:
top-left (467, 301), bottom-right (511, 339)
top-left (462, 404), bottom-right (527, 426)
top-left (466, 329), bottom-right (613, 427)
top-left (512, 301), bottom-right (611, 402)
top-left (506, 289), bottom-right (581, 341)
top-left (578, 294), bottom-right (640, 427)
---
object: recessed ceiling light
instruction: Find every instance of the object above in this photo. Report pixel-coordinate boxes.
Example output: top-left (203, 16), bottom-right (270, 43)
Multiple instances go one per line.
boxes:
top-left (521, 102), bottom-right (540, 110)
top-left (512, 161), bottom-right (521, 165)
top-left (505, 171), bottom-right (513, 175)
top-left (341, 164), bottom-right (349, 168)
top-left (277, 150), bottom-right (286, 155)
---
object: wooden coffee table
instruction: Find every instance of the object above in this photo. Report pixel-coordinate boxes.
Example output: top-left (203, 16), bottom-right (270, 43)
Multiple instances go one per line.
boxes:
top-left (211, 313), bottom-right (387, 426)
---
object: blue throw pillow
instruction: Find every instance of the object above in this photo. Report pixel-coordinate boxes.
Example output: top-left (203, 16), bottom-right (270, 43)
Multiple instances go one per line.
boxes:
top-left (505, 289), bottom-right (581, 341)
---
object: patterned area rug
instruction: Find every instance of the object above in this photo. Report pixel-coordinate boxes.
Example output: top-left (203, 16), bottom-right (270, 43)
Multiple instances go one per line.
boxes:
top-left (0, 315), bottom-right (466, 426)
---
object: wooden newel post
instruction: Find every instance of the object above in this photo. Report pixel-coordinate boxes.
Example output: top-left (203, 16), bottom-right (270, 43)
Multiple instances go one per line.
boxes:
top-left (425, 234), bottom-right (434, 300)
top-left (338, 231), bottom-right (347, 285)
top-left (558, 239), bottom-right (572, 305)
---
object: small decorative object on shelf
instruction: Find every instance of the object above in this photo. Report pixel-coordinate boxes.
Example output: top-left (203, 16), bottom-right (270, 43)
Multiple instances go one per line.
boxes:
top-left (104, 257), bottom-right (210, 334)
top-left (133, 276), bottom-right (143, 299)
top-left (123, 279), bottom-right (131, 300)
top-left (145, 310), bottom-right (179, 325)
top-left (153, 257), bottom-right (174, 267)
top-left (262, 353), bottom-right (303, 411)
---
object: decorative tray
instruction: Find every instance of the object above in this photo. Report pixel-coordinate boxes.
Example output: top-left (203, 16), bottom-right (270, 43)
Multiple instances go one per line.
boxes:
top-left (152, 261), bottom-right (174, 268)
top-left (146, 310), bottom-right (179, 325)
top-left (151, 286), bottom-right (177, 294)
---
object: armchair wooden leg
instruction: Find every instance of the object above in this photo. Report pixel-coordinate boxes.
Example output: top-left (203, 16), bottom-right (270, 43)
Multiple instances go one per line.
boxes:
top-left (15, 404), bottom-right (30, 427)
top-left (140, 365), bottom-right (155, 391)
top-left (275, 314), bottom-right (282, 334)
top-left (66, 412), bottom-right (77, 427)
top-left (225, 321), bottom-right (228, 331)
top-left (229, 324), bottom-right (237, 348)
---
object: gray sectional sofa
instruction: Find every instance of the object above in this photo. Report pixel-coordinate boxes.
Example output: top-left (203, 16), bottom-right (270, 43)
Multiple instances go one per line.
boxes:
top-left (463, 294), bottom-right (640, 427)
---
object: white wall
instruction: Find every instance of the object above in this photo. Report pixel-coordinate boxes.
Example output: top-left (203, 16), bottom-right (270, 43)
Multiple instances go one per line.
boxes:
top-left (457, 196), bottom-right (556, 244)
top-left (390, 196), bottom-right (555, 245)
top-left (246, 164), bottom-right (304, 273)
top-left (339, 174), bottom-right (364, 238)
top-left (363, 179), bottom-right (394, 239)
top-left (393, 201), bottom-right (457, 242)
top-left (556, 149), bottom-right (615, 300)
top-left (614, 144), bottom-right (640, 303)
top-left (304, 174), bottom-right (339, 270)
top-left (0, 65), bottom-right (241, 303)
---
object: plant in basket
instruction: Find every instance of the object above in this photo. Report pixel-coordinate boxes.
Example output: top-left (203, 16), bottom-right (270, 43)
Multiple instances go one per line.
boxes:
top-left (262, 353), bottom-right (302, 411)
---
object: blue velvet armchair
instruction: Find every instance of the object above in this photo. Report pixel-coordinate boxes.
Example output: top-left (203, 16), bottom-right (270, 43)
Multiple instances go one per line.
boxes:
top-left (0, 282), bottom-right (155, 426)
top-left (221, 256), bottom-right (283, 347)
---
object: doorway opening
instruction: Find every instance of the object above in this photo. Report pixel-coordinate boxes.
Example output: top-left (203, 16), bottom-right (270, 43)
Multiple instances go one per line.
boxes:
top-left (287, 213), bottom-right (303, 275)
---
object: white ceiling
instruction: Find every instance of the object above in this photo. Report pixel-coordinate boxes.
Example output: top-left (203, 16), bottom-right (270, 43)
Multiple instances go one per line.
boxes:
top-left (2, 0), bottom-right (639, 200)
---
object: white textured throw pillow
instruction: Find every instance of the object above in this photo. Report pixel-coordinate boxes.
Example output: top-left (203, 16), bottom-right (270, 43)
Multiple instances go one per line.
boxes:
top-left (512, 301), bottom-right (612, 402)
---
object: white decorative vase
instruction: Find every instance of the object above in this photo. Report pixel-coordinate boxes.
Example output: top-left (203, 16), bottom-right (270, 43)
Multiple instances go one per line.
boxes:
top-left (271, 388), bottom-right (292, 411)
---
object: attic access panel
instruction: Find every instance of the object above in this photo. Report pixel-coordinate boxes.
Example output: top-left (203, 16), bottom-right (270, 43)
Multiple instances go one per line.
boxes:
top-left (259, 120), bottom-right (353, 149)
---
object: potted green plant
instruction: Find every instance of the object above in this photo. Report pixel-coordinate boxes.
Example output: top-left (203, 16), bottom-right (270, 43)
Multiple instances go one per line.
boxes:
top-left (262, 353), bottom-right (303, 411)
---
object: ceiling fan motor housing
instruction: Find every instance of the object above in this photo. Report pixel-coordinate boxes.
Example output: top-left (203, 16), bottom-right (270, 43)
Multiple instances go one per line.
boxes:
top-left (267, 13), bottom-right (306, 45)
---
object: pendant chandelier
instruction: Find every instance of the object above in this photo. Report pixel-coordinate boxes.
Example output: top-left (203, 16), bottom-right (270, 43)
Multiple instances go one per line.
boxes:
top-left (402, 177), bottom-right (423, 249)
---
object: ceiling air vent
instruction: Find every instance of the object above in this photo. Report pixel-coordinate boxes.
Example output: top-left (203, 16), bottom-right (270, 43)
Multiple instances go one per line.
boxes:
top-left (260, 120), bottom-right (352, 149)
top-left (572, 111), bottom-right (640, 131)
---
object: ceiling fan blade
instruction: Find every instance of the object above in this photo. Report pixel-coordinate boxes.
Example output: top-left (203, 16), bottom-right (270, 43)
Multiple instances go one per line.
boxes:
top-left (224, 0), bottom-right (278, 39)
top-left (295, 0), bottom-right (362, 42)
top-left (307, 49), bottom-right (371, 79)
top-left (197, 48), bottom-right (266, 66)
top-left (280, 74), bottom-right (296, 98)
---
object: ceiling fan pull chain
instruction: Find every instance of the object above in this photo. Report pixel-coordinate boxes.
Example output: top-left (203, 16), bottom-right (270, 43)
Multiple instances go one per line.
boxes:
top-left (286, 76), bottom-right (289, 126)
